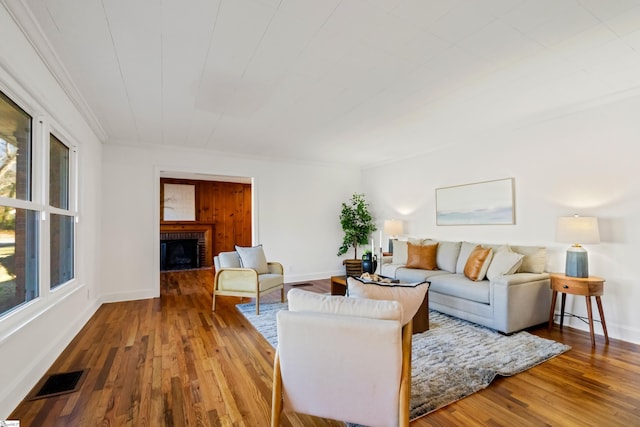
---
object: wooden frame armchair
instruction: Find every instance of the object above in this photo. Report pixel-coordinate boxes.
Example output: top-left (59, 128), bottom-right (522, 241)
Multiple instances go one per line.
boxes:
top-left (213, 250), bottom-right (285, 315)
top-left (271, 289), bottom-right (412, 427)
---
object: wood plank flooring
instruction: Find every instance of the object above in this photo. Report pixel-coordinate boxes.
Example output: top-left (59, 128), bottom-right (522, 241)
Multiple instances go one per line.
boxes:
top-left (10, 269), bottom-right (640, 426)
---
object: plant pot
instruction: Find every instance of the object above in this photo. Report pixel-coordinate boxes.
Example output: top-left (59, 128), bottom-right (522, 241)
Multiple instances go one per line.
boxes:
top-left (343, 259), bottom-right (363, 277)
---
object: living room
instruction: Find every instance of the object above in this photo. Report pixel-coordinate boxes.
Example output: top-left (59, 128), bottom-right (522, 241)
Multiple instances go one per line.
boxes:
top-left (1, 0), bottom-right (640, 424)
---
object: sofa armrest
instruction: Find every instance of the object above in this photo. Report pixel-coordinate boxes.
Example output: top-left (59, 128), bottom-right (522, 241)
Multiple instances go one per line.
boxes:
top-left (268, 262), bottom-right (284, 275)
top-left (491, 272), bottom-right (550, 286)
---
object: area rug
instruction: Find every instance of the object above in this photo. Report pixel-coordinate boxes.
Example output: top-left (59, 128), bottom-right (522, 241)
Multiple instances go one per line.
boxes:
top-left (237, 302), bottom-right (570, 420)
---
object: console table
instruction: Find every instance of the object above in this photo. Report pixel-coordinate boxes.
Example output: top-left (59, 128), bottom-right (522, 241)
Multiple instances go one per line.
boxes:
top-left (330, 275), bottom-right (429, 333)
top-left (547, 273), bottom-right (609, 347)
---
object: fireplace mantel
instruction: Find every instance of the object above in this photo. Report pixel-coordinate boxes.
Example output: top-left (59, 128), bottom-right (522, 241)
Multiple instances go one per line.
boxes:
top-left (160, 224), bottom-right (214, 267)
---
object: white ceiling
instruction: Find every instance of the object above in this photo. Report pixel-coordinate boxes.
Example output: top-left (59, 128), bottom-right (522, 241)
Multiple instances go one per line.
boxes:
top-left (10, 0), bottom-right (640, 166)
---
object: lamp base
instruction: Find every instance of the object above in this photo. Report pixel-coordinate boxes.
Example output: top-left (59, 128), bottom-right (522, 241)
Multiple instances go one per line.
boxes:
top-left (388, 238), bottom-right (397, 254)
top-left (565, 246), bottom-right (589, 278)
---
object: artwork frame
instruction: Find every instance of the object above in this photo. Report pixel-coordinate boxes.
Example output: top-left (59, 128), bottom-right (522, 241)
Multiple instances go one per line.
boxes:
top-left (436, 178), bottom-right (515, 226)
top-left (163, 183), bottom-right (196, 221)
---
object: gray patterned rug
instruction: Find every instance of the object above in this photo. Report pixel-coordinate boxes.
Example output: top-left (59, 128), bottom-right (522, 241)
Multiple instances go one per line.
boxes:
top-left (237, 302), bottom-right (570, 420)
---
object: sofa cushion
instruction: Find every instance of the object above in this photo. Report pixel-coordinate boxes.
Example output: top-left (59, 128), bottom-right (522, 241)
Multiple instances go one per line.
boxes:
top-left (235, 245), bottom-right (269, 274)
top-left (456, 242), bottom-right (479, 274)
top-left (347, 277), bottom-right (429, 325)
top-left (464, 246), bottom-right (493, 281)
top-left (511, 245), bottom-right (547, 274)
top-left (394, 267), bottom-right (449, 283)
top-left (429, 273), bottom-right (490, 304)
top-left (435, 240), bottom-right (461, 273)
top-left (406, 242), bottom-right (438, 270)
top-left (486, 250), bottom-right (524, 280)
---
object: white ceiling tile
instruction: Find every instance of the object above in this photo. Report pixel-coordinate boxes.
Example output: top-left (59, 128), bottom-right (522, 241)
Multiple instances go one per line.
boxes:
top-left (579, 0), bottom-right (640, 21)
top-left (526, 4), bottom-right (602, 47)
top-left (427, 1), bottom-right (510, 43)
top-left (500, 0), bottom-right (579, 33)
top-left (457, 21), bottom-right (543, 67)
top-left (605, 5), bottom-right (640, 36)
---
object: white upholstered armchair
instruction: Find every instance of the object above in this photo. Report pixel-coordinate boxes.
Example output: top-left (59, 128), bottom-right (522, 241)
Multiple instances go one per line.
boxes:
top-left (271, 289), bottom-right (412, 427)
top-left (212, 246), bottom-right (284, 315)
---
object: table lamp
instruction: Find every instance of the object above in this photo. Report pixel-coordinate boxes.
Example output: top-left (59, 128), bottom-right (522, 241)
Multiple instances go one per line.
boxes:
top-left (556, 215), bottom-right (600, 278)
top-left (383, 219), bottom-right (403, 253)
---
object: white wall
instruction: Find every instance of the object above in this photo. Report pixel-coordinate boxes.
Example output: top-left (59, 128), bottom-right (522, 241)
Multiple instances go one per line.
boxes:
top-left (0, 4), bottom-right (103, 417)
top-left (101, 144), bottom-right (361, 302)
top-left (362, 94), bottom-right (640, 344)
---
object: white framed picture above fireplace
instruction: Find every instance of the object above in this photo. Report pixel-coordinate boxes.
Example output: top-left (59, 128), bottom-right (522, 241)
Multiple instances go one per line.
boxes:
top-left (163, 183), bottom-right (196, 221)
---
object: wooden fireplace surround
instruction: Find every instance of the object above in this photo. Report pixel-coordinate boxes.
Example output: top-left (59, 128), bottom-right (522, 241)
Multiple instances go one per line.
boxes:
top-left (160, 223), bottom-right (214, 268)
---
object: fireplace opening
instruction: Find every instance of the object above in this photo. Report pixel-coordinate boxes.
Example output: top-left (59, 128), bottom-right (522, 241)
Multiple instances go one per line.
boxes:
top-left (160, 239), bottom-right (200, 271)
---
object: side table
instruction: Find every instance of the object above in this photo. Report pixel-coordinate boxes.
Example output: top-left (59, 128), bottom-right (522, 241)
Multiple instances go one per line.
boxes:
top-left (547, 273), bottom-right (609, 347)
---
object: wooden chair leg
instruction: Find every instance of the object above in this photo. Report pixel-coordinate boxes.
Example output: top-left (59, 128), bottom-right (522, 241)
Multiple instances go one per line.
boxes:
top-left (280, 286), bottom-right (285, 303)
top-left (271, 352), bottom-right (283, 427)
top-left (256, 293), bottom-right (260, 315)
top-left (212, 290), bottom-right (216, 311)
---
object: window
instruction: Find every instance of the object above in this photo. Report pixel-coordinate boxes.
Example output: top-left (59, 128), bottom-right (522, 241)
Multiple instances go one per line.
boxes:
top-left (49, 134), bottom-right (74, 289)
top-left (0, 87), bottom-right (77, 316)
top-left (0, 90), bottom-right (38, 315)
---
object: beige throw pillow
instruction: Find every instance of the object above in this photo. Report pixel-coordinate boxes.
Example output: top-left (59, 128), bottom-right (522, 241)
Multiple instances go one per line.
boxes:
top-left (486, 251), bottom-right (524, 280)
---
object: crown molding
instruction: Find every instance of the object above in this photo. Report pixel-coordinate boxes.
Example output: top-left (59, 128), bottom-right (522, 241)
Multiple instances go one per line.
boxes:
top-left (1, 0), bottom-right (108, 142)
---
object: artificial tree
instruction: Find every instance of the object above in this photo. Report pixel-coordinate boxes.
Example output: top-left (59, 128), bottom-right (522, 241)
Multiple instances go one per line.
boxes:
top-left (337, 193), bottom-right (376, 259)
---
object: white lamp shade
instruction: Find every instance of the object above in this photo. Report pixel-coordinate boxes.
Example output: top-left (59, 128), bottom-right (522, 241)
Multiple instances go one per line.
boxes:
top-left (556, 216), bottom-right (600, 245)
top-left (383, 219), bottom-right (403, 237)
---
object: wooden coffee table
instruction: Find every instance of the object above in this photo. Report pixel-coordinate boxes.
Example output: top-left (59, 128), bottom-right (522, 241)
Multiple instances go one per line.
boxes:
top-left (330, 275), bottom-right (429, 333)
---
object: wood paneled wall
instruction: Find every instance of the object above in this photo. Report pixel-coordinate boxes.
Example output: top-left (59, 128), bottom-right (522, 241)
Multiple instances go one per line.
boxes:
top-left (160, 178), bottom-right (252, 259)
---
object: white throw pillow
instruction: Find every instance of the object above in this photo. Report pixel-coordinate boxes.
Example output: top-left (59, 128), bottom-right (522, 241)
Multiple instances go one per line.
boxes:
top-left (235, 245), bottom-right (269, 274)
top-left (347, 277), bottom-right (429, 326)
top-left (392, 240), bottom-right (408, 265)
top-left (486, 251), bottom-right (524, 280)
top-left (455, 242), bottom-right (479, 274)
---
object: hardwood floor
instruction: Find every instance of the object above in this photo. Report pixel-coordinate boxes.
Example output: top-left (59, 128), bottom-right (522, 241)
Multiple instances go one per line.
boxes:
top-left (10, 269), bottom-right (640, 426)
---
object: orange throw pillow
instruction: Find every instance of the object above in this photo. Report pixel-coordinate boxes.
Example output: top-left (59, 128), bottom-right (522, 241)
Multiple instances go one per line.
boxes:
top-left (464, 246), bottom-right (493, 281)
top-left (406, 242), bottom-right (439, 270)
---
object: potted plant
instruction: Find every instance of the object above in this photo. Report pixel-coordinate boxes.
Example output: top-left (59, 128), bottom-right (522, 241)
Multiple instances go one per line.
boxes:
top-left (337, 193), bottom-right (376, 276)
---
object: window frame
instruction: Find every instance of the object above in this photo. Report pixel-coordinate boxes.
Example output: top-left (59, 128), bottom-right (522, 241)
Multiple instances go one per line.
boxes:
top-left (46, 126), bottom-right (78, 292)
top-left (0, 75), bottom-right (80, 323)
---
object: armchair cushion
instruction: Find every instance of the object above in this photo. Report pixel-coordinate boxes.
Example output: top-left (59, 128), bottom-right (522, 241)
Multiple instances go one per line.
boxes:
top-left (235, 245), bottom-right (269, 274)
top-left (287, 288), bottom-right (402, 322)
top-left (216, 251), bottom-right (241, 268)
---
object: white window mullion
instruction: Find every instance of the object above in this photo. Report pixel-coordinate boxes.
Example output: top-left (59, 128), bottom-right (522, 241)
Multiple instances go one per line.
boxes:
top-left (37, 116), bottom-right (51, 299)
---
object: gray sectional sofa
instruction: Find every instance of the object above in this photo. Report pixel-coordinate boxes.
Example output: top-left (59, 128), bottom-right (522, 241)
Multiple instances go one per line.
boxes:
top-left (381, 239), bottom-right (551, 334)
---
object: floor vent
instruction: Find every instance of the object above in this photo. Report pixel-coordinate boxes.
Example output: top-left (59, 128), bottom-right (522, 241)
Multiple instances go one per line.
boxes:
top-left (29, 369), bottom-right (88, 400)
top-left (291, 282), bottom-right (313, 287)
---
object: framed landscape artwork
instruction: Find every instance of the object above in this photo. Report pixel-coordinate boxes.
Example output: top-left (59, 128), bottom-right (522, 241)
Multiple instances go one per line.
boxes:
top-left (163, 183), bottom-right (196, 221)
top-left (436, 178), bottom-right (515, 225)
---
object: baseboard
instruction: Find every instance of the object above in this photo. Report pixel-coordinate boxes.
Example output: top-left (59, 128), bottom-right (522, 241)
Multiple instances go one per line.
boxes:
top-left (285, 270), bottom-right (344, 283)
top-left (97, 288), bottom-right (159, 304)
